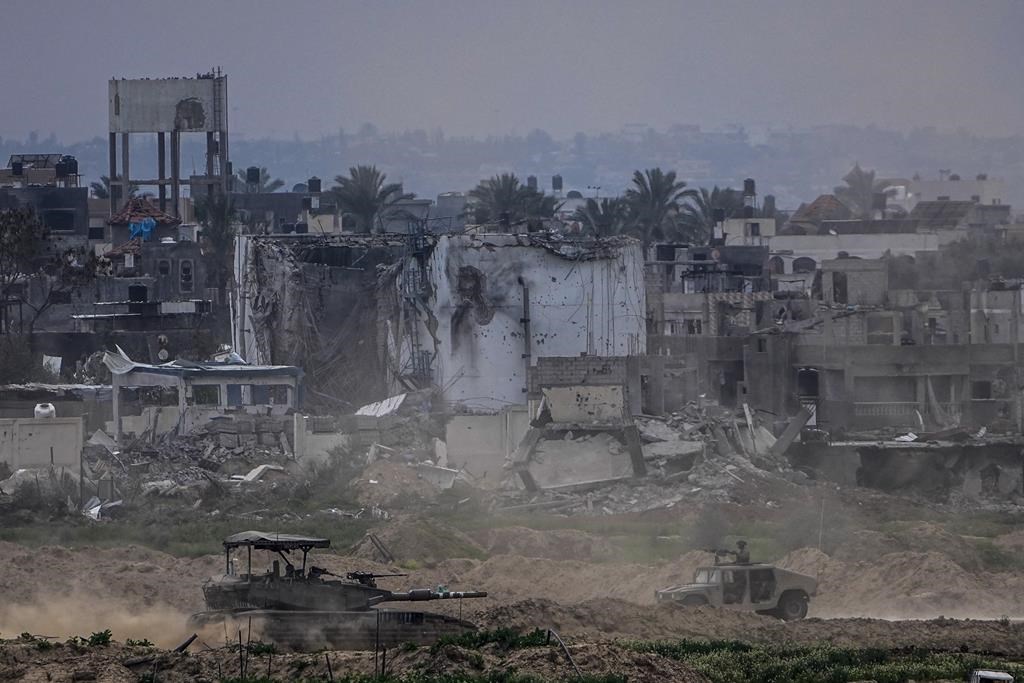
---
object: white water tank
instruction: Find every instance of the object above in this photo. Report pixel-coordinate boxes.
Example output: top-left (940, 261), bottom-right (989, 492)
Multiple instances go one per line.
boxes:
top-left (34, 403), bottom-right (56, 419)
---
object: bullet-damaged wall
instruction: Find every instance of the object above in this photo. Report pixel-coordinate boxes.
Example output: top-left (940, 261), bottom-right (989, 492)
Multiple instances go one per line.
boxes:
top-left (409, 234), bottom-right (646, 411)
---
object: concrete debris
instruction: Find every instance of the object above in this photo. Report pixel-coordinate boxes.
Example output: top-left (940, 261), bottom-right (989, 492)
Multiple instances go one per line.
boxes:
top-left (230, 464), bottom-right (287, 483)
top-left (641, 440), bottom-right (704, 460)
top-left (82, 496), bottom-right (123, 521)
top-left (415, 463), bottom-right (460, 489)
top-left (636, 418), bottom-right (681, 443)
top-left (0, 467), bottom-right (79, 497)
top-left (355, 393), bottom-right (407, 417)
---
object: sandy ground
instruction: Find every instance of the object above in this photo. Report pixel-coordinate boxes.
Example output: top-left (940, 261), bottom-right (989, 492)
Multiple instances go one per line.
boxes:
top-left (3, 521), bottom-right (1024, 652)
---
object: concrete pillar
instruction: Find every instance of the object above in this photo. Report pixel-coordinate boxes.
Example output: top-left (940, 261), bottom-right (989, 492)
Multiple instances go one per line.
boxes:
top-left (112, 378), bottom-right (121, 443)
top-left (157, 132), bottom-right (166, 212)
top-left (108, 132), bottom-right (118, 215)
top-left (170, 131), bottom-right (180, 218)
top-left (177, 377), bottom-right (187, 436)
top-left (120, 133), bottom-right (130, 206)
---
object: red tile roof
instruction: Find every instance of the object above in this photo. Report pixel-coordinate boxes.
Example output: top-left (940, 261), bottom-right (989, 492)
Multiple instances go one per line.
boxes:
top-left (789, 194), bottom-right (853, 226)
top-left (108, 197), bottom-right (181, 226)
top-left (104, 238), bottom-right (142, 257)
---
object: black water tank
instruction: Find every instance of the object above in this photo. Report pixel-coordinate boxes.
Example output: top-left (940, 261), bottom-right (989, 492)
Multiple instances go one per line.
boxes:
top-left (55, 159), bottom-right (68, 178)
top-left (281, 223), bottom-right (295, 234)
top-left (128, 284), bottom-right (148, 302)
top-left (552, 174), bottom-right (563, 192)
top-left (246, 166), bottom-right (260, 184)
top-left (527, 175), bottom-right (538, 191)
top-left (743, 178), bottom-right (756, 195)
top-left (62, 155), bottom-right (78, 176)
top-left (294, 222), bottom-right (308, 234)
top-left (763, 195), bottom-right (776, 215)
top-left (308, 176), bottom-right (321, 194)
top-left (11, 161), bottom-right (22, 176)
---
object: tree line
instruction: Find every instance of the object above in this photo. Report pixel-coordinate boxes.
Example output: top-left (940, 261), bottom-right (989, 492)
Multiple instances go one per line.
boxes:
top-left (321, 164), bottom-right (774, 247)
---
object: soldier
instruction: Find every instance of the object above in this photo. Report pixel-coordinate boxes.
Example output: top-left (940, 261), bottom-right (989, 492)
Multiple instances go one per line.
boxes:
top-left (735, 540), bottom-right (750, 564)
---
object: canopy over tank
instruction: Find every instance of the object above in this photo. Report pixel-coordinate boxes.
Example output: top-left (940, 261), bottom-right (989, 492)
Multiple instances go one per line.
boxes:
top-left (188, 530), bottom-right (487, 650)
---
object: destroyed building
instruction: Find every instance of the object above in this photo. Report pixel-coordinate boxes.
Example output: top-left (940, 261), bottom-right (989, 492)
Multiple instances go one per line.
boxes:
top-left (392, 233), bottom-right (646, 410)
top-left (233, 233), bottom-right (407, 410)
top-left (233, 231), bottom-right (646, 412)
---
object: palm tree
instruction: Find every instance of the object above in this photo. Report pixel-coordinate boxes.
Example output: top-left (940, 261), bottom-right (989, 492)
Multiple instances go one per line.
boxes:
top-left (469, 173), bottom-right (557, 225)
top-left (573, 197), bottom-right (627, 237)
top-left (521, 189), bottom-right (559, 221)
top-left (834, 164), bottom-right (891, 219)
top-left (235, 167), bottom-right (285, 193)
top-left (194, 192), bottom-right (237, 295)
top-left (330, 165), bottom-right (414, 233)
top-left (90, 175), bottom-right (137, 200)
top-left (624, 168), bottom-right (693, 247)
top-left (469, 173), bottom-right (528, 223)
top-left (677, 186), bottom-right (744, 244)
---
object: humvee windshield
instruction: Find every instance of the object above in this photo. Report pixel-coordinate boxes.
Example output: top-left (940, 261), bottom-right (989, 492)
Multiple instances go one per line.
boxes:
top-left (694, 568), bottom-right (721, 584)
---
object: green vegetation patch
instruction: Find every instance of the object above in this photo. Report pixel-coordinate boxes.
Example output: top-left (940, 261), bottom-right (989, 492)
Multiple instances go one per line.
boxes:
top-left (627, 639), bottom-right (1024, 683)
top-left (430, 627), bottom-right (549, 653)
top-left (218, 675), bottom-right (625, 683)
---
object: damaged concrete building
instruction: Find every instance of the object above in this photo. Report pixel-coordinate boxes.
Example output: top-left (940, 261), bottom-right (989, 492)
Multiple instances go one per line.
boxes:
top-left (391, 233), bottom-right (646, 410)
top-left (233, 232), bottom-right (645, 411)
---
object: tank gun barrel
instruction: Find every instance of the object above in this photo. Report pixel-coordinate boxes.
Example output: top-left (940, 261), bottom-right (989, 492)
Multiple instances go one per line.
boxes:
top-left (370, 589), bottom-right (487, 606)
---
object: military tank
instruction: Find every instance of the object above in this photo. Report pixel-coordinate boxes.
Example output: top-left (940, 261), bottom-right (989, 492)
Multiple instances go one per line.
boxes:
top-left (187, 531), bottom-right (487, 650)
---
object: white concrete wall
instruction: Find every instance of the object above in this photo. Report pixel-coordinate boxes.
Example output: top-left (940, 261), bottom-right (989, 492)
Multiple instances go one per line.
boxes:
top-left (0, 418), bottom-right (83, 469)
top-left (109, 78), bottom-right (223, 133)
top-left (770, 230), bottom-right (963, 273)
top-left (413, 235), bottom-right (646, 411)
top-left (293, 414), bottom-right (351, 465)
top-left (909, 178), bottom-right (1007, 208)
top-left (543, 386), bottom-right (625, 423)
top-left (445, 407), bottom-right (529, 488)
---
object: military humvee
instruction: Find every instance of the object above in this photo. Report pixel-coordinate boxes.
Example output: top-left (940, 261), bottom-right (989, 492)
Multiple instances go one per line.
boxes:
top-left (656, 562), bottom-right (817, 620)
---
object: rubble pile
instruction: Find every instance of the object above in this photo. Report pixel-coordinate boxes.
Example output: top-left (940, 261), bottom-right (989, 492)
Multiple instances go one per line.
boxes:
top-left (78, 415), bottom-right (299, 512)
top-left (498, 400), bottom-right (800, 515)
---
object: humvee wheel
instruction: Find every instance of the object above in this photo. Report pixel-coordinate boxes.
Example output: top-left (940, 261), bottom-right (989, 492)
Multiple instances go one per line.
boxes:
top-left (681, 595), bottom-right (709, 607)
top-left (777, 590), bottom-right (809, 621)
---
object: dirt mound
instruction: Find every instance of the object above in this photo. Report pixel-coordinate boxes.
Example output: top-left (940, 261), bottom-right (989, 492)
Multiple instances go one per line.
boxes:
top-left (994, 529), bottom-right (1024, 552)
top-left (782, 616), bottom-right (1024, 657)
top-left (351, 518), bottom-right (486, 565)
top-left (472, 526), bottom-right (618, 562)
top-left (473, 597), bottom-right (1024, 656)
top-left (474, 597), bottom-right (770, 641)
top-left (832, 521), bottom-right (983, 570)
top-left (444, 551), bottom-right (713, 607)
top-left (780, 546), bottom-right (1024, 619)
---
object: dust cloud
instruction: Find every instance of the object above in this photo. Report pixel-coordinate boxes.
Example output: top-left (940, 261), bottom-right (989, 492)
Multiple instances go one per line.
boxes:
top-left (0, 592), bottom-right (190, 647)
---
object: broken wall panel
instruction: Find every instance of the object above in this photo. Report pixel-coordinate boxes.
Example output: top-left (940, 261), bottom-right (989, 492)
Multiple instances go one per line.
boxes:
top-left (527, 430), bottom-right (636, 489)
top-left (542, 386), bottom-right (627, 423)
top-left (445, 408), bottom-right (529, 489)
top-left (399, 234), bottom-right (646, 411)
top-left (0, 417), bottom-right (83, 470)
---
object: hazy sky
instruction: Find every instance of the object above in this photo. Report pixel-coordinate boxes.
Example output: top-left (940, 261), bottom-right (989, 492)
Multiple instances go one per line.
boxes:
top-left (2, 0), bottom-right (1023, 141)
